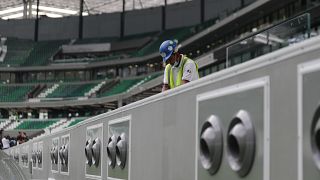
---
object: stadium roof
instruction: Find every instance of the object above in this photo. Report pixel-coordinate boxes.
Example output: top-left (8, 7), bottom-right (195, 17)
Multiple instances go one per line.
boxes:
top-left (0, 0), bottom-right (189, 20)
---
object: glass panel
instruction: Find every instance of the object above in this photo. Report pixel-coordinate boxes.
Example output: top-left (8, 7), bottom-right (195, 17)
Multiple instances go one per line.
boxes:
top-left (226, 13), bottom-right (311, 67)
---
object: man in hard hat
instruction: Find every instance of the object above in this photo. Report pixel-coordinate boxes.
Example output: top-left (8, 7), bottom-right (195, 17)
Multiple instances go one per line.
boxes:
top-left (159, 40), bottom-right (199, 92)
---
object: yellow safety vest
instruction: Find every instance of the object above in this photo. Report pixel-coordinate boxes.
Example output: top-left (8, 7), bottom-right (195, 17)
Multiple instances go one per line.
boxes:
top-left (165, 55), bottom-right (198, 89)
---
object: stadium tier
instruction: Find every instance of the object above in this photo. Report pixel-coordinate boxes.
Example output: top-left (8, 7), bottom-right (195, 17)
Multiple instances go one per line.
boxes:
top-left (23, 40), bottom-right (67, 66)
top-left (0, 85), bottom-right (34, 102)
top-left (66, 117), bottom-right (87, 128)
top-left (14, 120), bottom-right (57, 130)
top-left (45, 83), bottom-right (98, 98)
top-left (0, 38), bottom-right (34, 67)
top-left (0, 25), bottom-right (203, 67)
top-left (0, 72), bottom-right (162, 102)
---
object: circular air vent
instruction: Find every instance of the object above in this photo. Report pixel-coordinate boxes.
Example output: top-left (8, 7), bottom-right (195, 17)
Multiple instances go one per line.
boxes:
top-left (116, 133), bottom-right (127, 169)
top-left (227, 110), bottom-right (255, 177)
top-left (85, 139), bottom-right (93, 166)
top-left (91, 138), bottom-right (101, 167)
top-left (107, 135), bottom-right (117, 168)
top-left (63, 144), bottom-right (68, 165)
top-left (199, 115), bottom-right (223, 175)
top-left (37, 150), bottom-right (42, 164)
top-left (32, 151), bottom-right (37, 164)
top-left (59, 146), bottom-right (64, 165)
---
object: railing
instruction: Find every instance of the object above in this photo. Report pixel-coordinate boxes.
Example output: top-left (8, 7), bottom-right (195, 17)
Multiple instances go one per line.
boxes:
top-left (226, 13), bottom-right (311, 68)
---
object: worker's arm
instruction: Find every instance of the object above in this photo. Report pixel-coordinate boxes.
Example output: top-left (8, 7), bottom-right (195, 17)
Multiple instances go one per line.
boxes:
top-left (162, 84), bottom-right (170, 92)
top-left (181, 79), bottom-right (190, 84)
top-left (182, 61), bottom-right (198, 84)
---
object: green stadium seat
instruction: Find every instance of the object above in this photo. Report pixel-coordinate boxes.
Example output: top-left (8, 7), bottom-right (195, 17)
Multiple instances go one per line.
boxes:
top-left (46, 83), bottom-right (98, 98)
top-left (14, 120), bottom-right (58, 130)
top-left (0, 85), bottom-right (35, 102)
top-left (67, 118), bottom-right (87, 128)
top-left (0, 38), bottom-right (34, 67)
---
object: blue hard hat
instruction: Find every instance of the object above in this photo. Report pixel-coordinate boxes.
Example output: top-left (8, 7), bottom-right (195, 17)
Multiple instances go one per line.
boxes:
top-left (159, 40), bottom-right (177, 62)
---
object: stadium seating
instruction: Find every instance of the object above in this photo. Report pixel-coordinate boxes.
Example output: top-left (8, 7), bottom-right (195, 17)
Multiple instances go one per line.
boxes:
top-left (0, 38), bottom-right (34, 67)
top-left (98, 78), bottom-right (143, 97)
top-left (14, 120), bottom-right (58, 130)
top-left (67, 117), bottom-right (87, 128)
top-left (0, 85), bottom-right (35, 102)
top-left (46, 83), bottom-right (98, 98)
top-left (98, 73), bottom-right (161, 97)
top-left (0, 120), bottom-right (10, 129)
top-left (23, 40), bottom-right (67, 66)
top-left (0, 24), bottom-right (204, 67)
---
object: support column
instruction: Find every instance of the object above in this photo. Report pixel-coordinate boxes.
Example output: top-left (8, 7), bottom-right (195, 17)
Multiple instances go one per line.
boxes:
top-left (118, 97), bottom-right (123, 108)
top-left (120, 0), bottom-right (126, 38)
top-left (23, 0), bottom-right (28, 19)
top-left (79, 0), bottom-right (84, 39)
top-left (28, 0), bottom-right (33, 18)
top-left (200, 0), bottom-right (205, 23)
top-left (34, 0), bottom-right (40, 41)
top-left (162, 0), bottom-right (167, 31)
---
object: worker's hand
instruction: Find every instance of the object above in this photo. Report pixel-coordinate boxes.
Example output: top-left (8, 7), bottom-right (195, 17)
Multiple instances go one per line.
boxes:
top-left (162, 84), bottom-right (169, 92)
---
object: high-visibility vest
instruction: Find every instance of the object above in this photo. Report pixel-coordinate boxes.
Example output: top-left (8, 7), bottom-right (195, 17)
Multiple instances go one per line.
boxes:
top-left (165, 55), bottom-right (198, 89)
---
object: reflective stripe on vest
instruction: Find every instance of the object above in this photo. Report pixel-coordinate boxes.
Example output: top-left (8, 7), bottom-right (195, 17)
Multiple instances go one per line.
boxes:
top-left (165, 55), bottom-right (198, 89)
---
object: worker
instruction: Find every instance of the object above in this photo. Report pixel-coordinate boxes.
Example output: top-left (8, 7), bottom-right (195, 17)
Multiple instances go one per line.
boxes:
top-left (159, 40), bottom-right (199, 92)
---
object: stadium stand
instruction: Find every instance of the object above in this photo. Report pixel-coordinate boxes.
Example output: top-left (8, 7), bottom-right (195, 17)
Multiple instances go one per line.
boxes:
top-left (98, 73), bottom-right (161, 97)
top-left (0, 119), bottom-right (10, 130)
top-left (0, 85), bottom-right (35, 102)
top-left (46, 82), bottom-right (98, 98)
top-left (66, 117), bottom-right (87, 128)
top-left (22, 40), bottom-right (67, 66)
top-left (14, 119), bottom-right (57, 130)
top-left (0, 38), bottom-right (34, 67)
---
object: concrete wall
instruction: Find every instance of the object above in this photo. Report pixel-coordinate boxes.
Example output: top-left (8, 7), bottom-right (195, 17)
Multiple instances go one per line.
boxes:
top-left (0, 0), bottom-right (258, 40)
top-left (124, 7), bottom-right (162, 36)
top-left (166, 0), bottom-right (201, 29)
top-left (204, 0), bottom-right (242, 21)
top-left (83, 13), bottom-right (121, 38)
top-left (0, 19), bottom-right (35, 40)
top-left (38, 16), bottom-right (79, 41)
top-left (5, 36), bottom-right (320, 180)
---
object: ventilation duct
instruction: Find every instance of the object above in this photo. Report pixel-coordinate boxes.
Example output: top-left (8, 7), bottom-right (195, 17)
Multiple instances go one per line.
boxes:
top-left (107, 135), bottom-right (117, 168)
top-left (116, 133), bottom-right (127, 169)
top-left (227, 110), bottom-right (255, 177)
top-left (199, 115), bottom-right (223, 175)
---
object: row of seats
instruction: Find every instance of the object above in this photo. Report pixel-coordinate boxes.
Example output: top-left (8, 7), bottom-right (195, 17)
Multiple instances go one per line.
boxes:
top-left (46, 83), bottom-right (98, 98)
top-left (0, 85), bottom-right (34, 102)
top-left (0, 38), bottom-right (66, 67)
top-left (67, 118), bottom-right (87, 128)
top-left (98, 77), bottom-right (145, 97)
top-left (0, 117), bottom-right (88, 134)
top-left (0, 38), bottom-right (34, 67)
top-left (23, 40), bottom-right (67, 66)
top-left (0, 73), bottom-right (162, 102)
top-left (14, 120), bottom-right (57, 130)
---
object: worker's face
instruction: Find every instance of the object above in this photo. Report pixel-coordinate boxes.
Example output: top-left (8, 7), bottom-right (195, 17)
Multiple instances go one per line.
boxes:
top-left (166, 53), bottom-right (178, 66)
